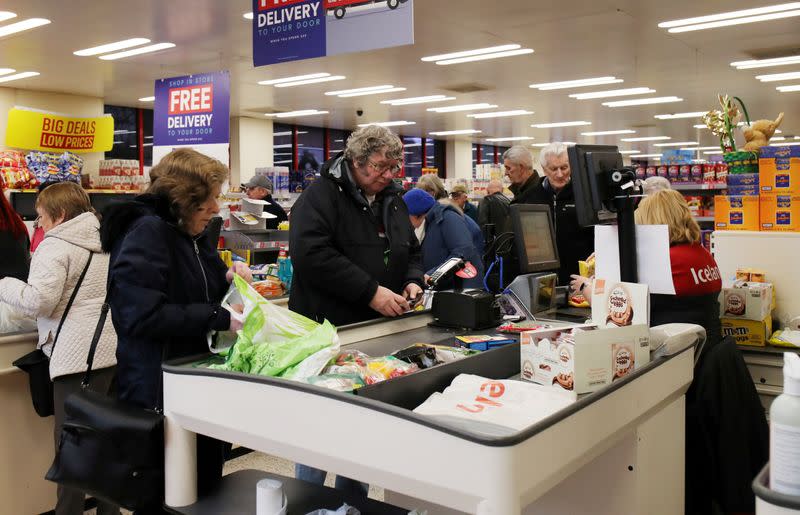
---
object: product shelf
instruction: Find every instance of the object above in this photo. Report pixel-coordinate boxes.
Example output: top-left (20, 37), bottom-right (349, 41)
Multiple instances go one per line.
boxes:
top-left (671, 183), bottom-right (727, 192)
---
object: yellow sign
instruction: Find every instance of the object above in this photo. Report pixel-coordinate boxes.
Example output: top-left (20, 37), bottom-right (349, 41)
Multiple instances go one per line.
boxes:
top-left (5, 107), bottom-right (114, 153)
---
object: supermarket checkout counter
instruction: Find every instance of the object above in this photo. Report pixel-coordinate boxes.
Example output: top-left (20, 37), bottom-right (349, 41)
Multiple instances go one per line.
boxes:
top-left (0, 330), bottom-right (57, 514)
top-left (162, 311), bottom-right (696, 514)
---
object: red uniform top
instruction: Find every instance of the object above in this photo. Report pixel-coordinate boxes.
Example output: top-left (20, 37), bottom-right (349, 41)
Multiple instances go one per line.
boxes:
top-left (669, 243), bottom-right (722, 296)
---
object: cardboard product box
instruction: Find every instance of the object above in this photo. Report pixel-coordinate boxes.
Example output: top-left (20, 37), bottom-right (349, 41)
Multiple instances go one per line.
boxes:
top-left (591, 280), bottom-right (649, 327)
top-left (719, 281), bottom-right (773, 320)
top-left (759, 146), bottom-right (800, 195)
top-left (721, 315), bottom-right (772, 347)
top-left (714, 195), bottom-right (759, 231)
top-left (520, 324), bottom-right (650, 394)
top-left (760, 193), bottom-right (800, 232)
top-left (728, 185), bottom-right (760, 196)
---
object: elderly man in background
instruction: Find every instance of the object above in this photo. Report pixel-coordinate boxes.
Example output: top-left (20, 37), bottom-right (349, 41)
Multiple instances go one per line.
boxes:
top-left (504, 145), bottom-right (540, 204)
top-left (525, 142), bottom-right (595, 285)
top-left (242, 175), bottom-right (288, 229)
top-left (477, 179), bottom-right (511, 235)
top-left (449, 184), bottom-right (479, 222)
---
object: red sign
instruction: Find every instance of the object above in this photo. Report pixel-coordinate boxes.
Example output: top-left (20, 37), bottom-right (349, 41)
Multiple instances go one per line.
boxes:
top-left (258, 0), bottom-right (308, 10)
top-left (168, 85), bottom-right (213, 115)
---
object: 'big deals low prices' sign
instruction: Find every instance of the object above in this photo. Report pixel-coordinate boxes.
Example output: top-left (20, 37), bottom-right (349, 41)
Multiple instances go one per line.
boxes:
top-left (153, 70), bottom-right (230, 166)
top-left (6, 108), bottom-right (114, 153)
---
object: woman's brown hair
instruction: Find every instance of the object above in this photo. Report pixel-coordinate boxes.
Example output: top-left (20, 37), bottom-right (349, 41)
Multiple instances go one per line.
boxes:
top-left (635, 189), bottom-right (701, 244)
top-left (147, 148), bottom-right (228, 228)
top-left (36, 181), bottom-right (93, 223)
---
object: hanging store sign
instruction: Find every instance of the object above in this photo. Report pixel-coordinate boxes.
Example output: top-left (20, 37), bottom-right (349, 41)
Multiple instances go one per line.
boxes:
top-left (5, 107), bottom-right (114, 153)
top-left (153, 70), bottom-right (230, 166)
top-left (252, 0), bottom-right (414, 67)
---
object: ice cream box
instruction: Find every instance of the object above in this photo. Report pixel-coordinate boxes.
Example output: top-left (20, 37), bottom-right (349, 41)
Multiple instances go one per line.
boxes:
top-left (591, 280), bottom-right (650, 327)
top-left (719, 281), bottom-right (773, 321)
top-left (714, 195), bottom-right (759, 231)
top-left (721, 315), bottom-right (772, 347)
top-left (759, 193), bottom-right (800, 232)
top-left (520, 324), bottom-right (650, 394)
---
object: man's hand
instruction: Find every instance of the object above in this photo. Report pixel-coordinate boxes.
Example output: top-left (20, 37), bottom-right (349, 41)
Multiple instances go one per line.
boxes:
top-left (369, 286), bottom-right (410, 317)
top-left (226, 262), bottom-right (253, 284)
top-left (403, 283), bottom-right (424, 306)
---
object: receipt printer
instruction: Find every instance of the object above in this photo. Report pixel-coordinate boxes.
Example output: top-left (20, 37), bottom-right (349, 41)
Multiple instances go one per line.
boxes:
top-left (432, 290), bottom-right (502, 330)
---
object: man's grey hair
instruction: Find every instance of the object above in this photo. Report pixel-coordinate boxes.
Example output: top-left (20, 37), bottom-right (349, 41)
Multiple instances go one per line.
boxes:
top-left (538, 142), bottom-right (569, 168)
top-left (344, 125), bottom-right (403, 166)
top-left (642, 176), bottom-right (672, 195)
top-left (487, 179), bottom-right (504, 194)
top-left (417, 173), bottom-right (447, 200)
top-left (502, 145), bottom-right (533, 170)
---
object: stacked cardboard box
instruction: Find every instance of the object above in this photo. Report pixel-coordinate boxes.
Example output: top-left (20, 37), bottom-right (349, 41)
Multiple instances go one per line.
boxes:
top-left (759, 146), bottom-right (800, 231)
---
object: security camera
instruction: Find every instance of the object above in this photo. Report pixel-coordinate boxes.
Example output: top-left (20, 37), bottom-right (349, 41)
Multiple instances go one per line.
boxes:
top-left (356, 109), bottom-right (364, 117)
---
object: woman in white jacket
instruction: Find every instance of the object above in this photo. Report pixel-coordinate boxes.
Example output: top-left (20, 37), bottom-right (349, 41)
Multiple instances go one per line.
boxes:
top-left (0, 182), bottom-right (118, 515)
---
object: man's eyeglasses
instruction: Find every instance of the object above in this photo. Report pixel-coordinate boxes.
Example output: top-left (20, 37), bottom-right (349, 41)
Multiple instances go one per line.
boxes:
top-left (367, 159), bottom-right (402, 175)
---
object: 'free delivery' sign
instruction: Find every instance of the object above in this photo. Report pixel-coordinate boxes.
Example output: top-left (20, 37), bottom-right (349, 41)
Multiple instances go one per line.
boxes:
top-left (153, 71), bottom-right (230, 146)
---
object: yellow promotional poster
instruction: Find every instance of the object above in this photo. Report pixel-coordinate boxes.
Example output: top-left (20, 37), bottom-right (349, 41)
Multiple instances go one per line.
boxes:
top-left (5, 107), bottom-right (114, 153)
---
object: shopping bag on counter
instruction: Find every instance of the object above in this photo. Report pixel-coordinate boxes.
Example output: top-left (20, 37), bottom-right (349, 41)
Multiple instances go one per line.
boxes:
top-left (413, 374), bottom-right (576, 433)
top-left (209, 275), bottom-right (340, 380)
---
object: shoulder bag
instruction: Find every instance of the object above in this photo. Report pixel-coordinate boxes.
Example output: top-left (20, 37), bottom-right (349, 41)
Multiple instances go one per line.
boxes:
top-left (12, 253), bottom-right (93, 417)
top-left (45, 285), bottom-right (166, 511)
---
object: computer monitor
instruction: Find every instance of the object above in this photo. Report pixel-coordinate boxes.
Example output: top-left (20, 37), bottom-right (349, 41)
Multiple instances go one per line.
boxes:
top-left (509, 204), bottom-right (560, 274)
top-left (567, 144), bottom-right (624, 227)
top-left (9, 191), bottom-right (37, 221)
top-left (89, 193), bottom-right (132, 214)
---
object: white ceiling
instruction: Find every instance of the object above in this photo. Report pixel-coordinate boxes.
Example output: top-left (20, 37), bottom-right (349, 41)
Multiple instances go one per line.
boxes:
top-left (1, 0), bottom-right (799, 155)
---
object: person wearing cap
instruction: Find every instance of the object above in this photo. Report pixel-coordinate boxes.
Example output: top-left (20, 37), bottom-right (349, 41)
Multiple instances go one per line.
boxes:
top-left (242, 175), bottom-right (288, 229)
top-left (404, 188), bottom-right (484, 289)
top-left (449, 184), bottom-right (479, 222)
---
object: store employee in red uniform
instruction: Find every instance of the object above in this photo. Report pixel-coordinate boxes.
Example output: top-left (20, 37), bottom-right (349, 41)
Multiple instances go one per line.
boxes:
top-left (570, 189), bottom-right (722, 346)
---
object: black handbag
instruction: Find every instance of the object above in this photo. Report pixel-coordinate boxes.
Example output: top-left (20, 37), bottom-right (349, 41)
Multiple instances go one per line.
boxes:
top-left (46, 290), bottom-right (166, 511)
top-left (13, 253), bottom-right (93, 417)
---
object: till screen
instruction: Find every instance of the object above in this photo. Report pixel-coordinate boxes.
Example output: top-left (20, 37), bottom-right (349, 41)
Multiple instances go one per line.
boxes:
top-left (520, 211), bottom-right (556, 266)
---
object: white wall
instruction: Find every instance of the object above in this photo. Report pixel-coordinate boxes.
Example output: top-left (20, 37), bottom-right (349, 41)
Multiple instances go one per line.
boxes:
top-left (0, 87), bottom-right (105, 177)
top-left (445, 139), bottom-right (473, 179)
top-left (230, 116), bottom-right (273, 187)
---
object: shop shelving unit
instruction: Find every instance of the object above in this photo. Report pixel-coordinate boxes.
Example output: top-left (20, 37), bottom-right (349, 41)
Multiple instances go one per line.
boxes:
top-left (221, 229), bottom-right (289, 265)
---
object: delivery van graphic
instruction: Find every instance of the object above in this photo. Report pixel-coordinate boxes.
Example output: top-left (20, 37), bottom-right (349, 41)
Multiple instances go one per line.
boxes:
top-left (324, 0), bottom-right (409, 19)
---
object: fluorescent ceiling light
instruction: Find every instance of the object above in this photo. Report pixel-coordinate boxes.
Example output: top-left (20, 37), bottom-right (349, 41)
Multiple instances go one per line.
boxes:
top-left (0, 12), bottom-right (17, 23)
top-left (435, 48), bottom-right (533, 65)
top-left (661, 3), bottom-right (800, 33)
top-left (603, 96), bottom-right (683, 107)
top-left (530, 77), bottom-right (623, 91)
top-left (771, 136), bottom-right (787, 141)
top-left (275, 75), bottom-right (346, 88)
top-left (113, 129), bottom-right (135, 135)
top-left (429, 129), bottom-right (482, 136)
top-left (428, 103), bottom-right (498, 113)
top-left (243, 12), bottom-right (253, 20)
top-left (0, 71), bottom-right (39, 84)
top-left (731, 55), bottom-right (800, 69)
top-left (485, 136), bottom-right (534, 142)
top-left (653, 141), bottom-right (698, 147)
top-left (138, 96), bottom-right (155, 102)
top-left (381, 95), bottom-right (455, 105)
top-left (74, 38), bottom-right (150, 56)
top-left (654, 111), bottom-right (707, 119)
top-left (634, 154), bottom-right (663, 158)
top-left (619, 150), bottom-right (641, 154)
top-left (99, 42), bottom-right (175, 60)
top-left (357, 121), bottom-right (416, 127)
top-left (569, 87), bottom-right (656, 100)
top-left (531, 121), bottom-right (591, 128)
top-left (704, 150), bottom-right (724, 154)
top-left (0, 18), bottom-right (51, 38)
top-left (621, 136), bottom-right (671, 142)
top-left (266, 110), bottom-right (329, 118)
top-left (693, 124), bottom-right (707, 129)
top-left (273, 131), bottom-right (293, 137)
top-left (531, 142), bottom-right (576, 147)
top-left (777, 84), bottom-right (800, 92)
top-left (467, 110), bottom-right (533, 119)
top-left (0, 68), bottom-right (15, 76)
top-left (260, 73), bottom-right (332, 85)
top-left (769, 142), bottom-right (800, 146)
top-left (581, 129), bottom-right (636, 136)
top-left (756, 71), bottom-right (800, 82)
top-left (421, 44), bottom-right (521, 62)
top-left (325, 85), bottom-right (403, 97)
top-left (682, 146), bottom-right (720, 151)
top-left (340, 87), bottom-right (406, 98)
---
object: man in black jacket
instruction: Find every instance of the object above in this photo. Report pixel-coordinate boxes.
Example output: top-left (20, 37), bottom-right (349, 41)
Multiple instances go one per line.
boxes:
top-left (524, 142), bottom-right (594, 285)
top-left (504, 145), bottom-right (540, 204)
top-left (289, 125), bottom-right (424, 326)
top-left (477, 179), bottom-right (511, 235)
top-left (289, 125), bottom-right (424, 496)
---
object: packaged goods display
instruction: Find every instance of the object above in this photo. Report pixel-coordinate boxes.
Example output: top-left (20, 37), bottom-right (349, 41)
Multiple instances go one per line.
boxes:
top-left (760, 194), bottom-right (800, 232)
top-left (26, 151), bottom-right (83, 184)
top-left (721, 315), bottom-right (772, 347)
top-left (724, 151), bottom-right (759, 175)
top-left (520, 324), bottom-right (650, 394)
top-left (591, 280), bottom-right (649, 327)
top-left (95, 159), bottom-right (146, 190)
top-left (759, 146), bottom-right (800, 195)
top-left (715, 195), bottom-right (760, 231)
top-left (0, 150), bottom-right (35, 189)
top-left (719, 281), bottom-right (774, 321)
